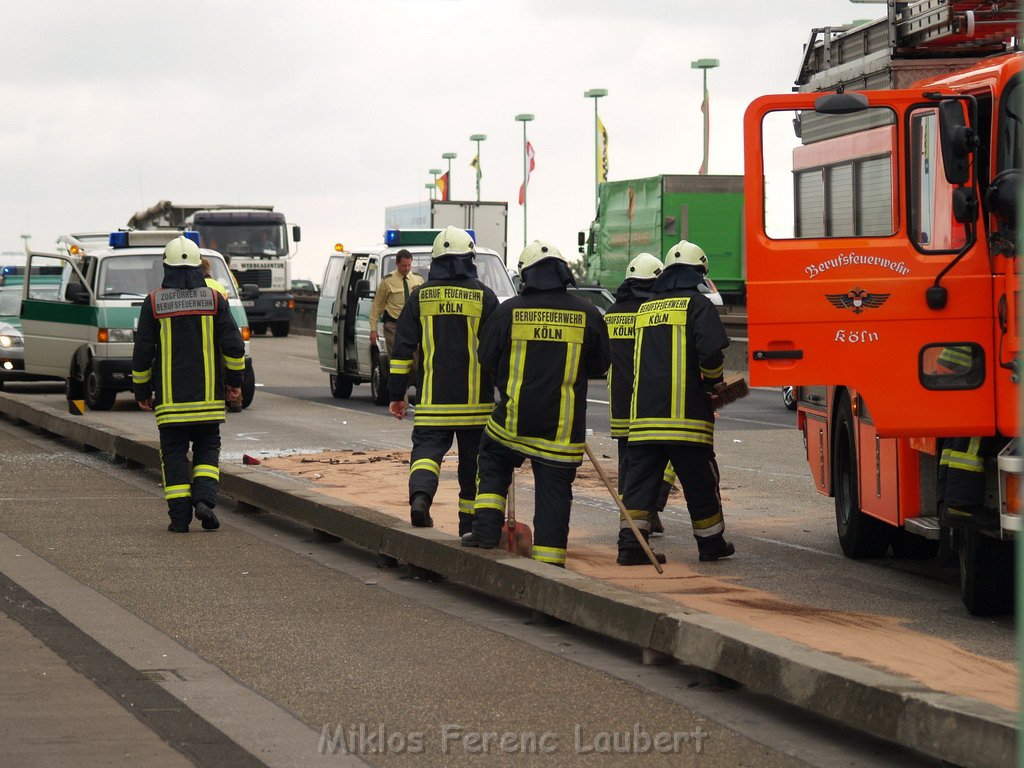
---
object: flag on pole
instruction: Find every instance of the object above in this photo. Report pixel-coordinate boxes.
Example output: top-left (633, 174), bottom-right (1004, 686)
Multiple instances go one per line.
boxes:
top-left (470, 154), bottom-right (481, 182)
top-left (597, 116), bottom-right (608, 182)
top-left (698, 83), bottom-right (709, 175)
top-left (436, 171), bottom-right (450, 201)
top-left (518, 141), bottom-right (535, 205)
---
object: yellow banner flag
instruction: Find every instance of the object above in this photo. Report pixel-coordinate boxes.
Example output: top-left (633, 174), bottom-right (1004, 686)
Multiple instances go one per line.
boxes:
top-left (597, 116), bottom-right (609, 182)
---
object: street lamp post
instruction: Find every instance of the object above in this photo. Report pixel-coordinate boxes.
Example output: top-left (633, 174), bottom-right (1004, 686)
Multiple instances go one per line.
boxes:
top-left (584, 88), bottom-right (607, 213)
top-left (425, 182), bottom-right (436, 204)
top-left (428, 169), bottom-right (442, 200)
top-left (20, 234), bottom-right (31, 255)
top-left (515, 113), bottom-right (534, 248)
top-left (470, 134), bottom-right (487, 202)
top-left (442, 152), bottom-right (457, 197)
top-left (690, 58), bottom-right (719, 175)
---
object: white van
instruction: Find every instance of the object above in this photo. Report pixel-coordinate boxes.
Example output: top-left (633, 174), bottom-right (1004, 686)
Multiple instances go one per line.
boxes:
top-left (316, 229), bottom-right (516, 404)
top-left (21, 230), bottom-right (259, 411)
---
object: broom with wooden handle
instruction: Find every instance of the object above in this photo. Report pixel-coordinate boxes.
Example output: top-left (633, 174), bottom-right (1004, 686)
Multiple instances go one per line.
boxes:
top-left (712, 374), bottom-right (750, 410)
top-left (584, 443), bottom-right (664, 575)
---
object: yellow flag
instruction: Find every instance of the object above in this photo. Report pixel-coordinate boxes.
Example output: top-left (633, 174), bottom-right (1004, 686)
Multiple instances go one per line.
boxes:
top-left (597, 116), bottom-right (609, 182)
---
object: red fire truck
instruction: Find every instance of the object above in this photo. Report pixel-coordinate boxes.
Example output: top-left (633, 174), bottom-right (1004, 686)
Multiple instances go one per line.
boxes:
top-left (743, 1), bottom-right (1020, 614)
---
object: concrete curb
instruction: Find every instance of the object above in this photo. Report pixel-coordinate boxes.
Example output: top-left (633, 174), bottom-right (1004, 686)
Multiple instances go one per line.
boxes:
top-left (0, 394), bottom-right (1015, 768)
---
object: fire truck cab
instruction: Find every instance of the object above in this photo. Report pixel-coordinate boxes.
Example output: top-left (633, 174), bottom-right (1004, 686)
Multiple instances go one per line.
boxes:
top-left (743, 1), bottom-right (1020, 614)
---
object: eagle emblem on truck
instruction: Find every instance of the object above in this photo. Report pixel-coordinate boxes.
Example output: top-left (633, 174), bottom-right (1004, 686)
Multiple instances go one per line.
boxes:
top-left (825, 287), bottom-right (890, 314)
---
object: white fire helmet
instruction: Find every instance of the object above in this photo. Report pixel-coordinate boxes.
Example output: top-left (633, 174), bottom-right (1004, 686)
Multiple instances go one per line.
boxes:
top-left (431, 226), bottom-right (476, 259)
top-left (163, 235), bottom-right (202, 268)
top-left (517, 240), bottom-right (566, 276)
top-left (625, 252), bottom-right (663, 280)
top-left (663, 240), bottom-right (709, 275)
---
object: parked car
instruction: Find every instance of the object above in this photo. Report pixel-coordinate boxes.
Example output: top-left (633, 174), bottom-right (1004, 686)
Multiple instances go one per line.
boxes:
top-left (0, 278), bottom-right (63, 388)
top-left (290, 279), bottom-right (318, 294)
top-left (700, 277), bottom-right (724, 306)
top-left (567, 285), bottom-right (616, 314)
top-left (569, 277), bottom-right (722, 314)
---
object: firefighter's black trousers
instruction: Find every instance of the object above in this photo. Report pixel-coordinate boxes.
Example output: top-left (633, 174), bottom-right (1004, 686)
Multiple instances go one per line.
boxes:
top-left (472, 432), bottom-right (577, 566)
top-left (410, 426), bottom-right (481, 535)
top-left (159, 423), bottom-right (222, 527)
top-left (620, 441), bottom-right (723, 551)
top-left (615, 436), bottom-right (675, 506)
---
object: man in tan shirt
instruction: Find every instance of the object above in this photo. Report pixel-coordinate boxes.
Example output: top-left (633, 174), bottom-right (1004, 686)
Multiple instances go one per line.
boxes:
top-left (369, 249), bottom-right (424, 356)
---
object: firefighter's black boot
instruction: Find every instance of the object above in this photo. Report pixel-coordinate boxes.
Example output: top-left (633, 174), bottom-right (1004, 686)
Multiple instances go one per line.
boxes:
top-left (410, 492), bottom-right (433, 528)
top-left (194, 501), bottom-right (220, 531)
top-left (696, 534), bottom-right (735, 562)
top-left (461, 531), bottom-right (498, 549)
top-left (616, 528), bottom-right (667, 566)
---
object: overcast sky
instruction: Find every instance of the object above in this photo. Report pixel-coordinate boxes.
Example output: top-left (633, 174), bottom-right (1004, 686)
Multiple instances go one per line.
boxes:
top-left (2, 0), bottom-right (870, 281)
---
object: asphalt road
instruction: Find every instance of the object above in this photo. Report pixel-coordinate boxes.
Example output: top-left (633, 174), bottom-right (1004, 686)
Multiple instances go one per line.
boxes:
top-left (0, 333), bottom-right (1012, 767)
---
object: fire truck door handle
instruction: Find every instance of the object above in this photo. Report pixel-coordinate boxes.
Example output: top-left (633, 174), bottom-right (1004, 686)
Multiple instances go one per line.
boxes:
top-left (752, 350), bottom-right (804, 361)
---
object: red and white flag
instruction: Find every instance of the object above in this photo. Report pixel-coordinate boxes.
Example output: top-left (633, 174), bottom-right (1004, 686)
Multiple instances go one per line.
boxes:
top-left (518, 141), bottom-right (535, 205)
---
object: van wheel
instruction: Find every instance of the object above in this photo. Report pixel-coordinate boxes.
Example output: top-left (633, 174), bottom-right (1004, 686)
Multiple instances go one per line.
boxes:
top-left (834, 395), bottom-right (891, 558)
top-left (371, 356), bottom-right (389, 406)
top-left (330, 373), bottom-right (353, 399)
top-left (270, 322), bottom-right (290, 338)
top-left (959, 529), bottom-right (1015, 615)
top-left (84, 362), bottom-right (117, 411)
top-left (241, 359), bottom-right (256, 408)
top-left (782, 386), bottom-right (797, 411)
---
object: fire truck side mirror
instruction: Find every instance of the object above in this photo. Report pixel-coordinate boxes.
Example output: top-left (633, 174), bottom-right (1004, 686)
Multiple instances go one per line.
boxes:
top-left (938, 100), bottom-right (974, 186)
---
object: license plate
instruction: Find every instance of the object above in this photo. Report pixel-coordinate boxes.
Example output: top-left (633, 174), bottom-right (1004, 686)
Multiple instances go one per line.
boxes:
top-left (242, 300), bottom-right (254, 307)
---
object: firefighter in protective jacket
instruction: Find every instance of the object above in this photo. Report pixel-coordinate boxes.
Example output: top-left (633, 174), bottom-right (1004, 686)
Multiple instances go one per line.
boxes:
top-left (619, 240), bottom-right (735, 564)
top-left (132, 236), bottom-right (246, 533)
top-left (388, 226), bottom-right (499, 532)
top-left (605, 252), bottom-right (676, 535)
top-left (463, 240), bottom-right (609, 567)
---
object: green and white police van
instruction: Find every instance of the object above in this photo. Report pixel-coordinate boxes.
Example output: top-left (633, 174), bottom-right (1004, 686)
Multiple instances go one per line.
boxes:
top-left (21, 230), bottom-right (259, 411)
top-left (316, 228), bottom-right (515, 405)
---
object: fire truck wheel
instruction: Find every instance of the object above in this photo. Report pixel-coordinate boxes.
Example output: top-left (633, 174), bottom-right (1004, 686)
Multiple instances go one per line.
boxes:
top-left (958, 529), bottom-right (1015, 615)
top-left (833, 395), bottom-right (892, 559)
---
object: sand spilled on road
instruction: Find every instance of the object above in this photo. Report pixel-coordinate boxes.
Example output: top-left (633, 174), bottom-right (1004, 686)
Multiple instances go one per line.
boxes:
top-left (259, 449), bottom-right (1017, 712)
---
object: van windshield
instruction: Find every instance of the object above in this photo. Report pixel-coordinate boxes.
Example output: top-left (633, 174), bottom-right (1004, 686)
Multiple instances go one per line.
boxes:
top-left (97, 255), bottom-right (238, 299)
top-left (381, 251), bottom-right (515, 299)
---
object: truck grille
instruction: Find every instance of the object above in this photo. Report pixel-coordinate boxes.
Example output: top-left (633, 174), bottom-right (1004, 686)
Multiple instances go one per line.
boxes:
top-left (233, 269), bottom-right (274, 289)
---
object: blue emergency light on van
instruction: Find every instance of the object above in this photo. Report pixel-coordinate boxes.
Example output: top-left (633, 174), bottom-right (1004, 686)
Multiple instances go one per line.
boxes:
top-left (109, 230), bottom-right (201, 248)
top-left (384, 229), bottom-right (476, 248)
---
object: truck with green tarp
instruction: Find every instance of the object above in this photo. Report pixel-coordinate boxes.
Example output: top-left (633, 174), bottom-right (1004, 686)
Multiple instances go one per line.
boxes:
top-left (584, 174), bottom-right (744, 302)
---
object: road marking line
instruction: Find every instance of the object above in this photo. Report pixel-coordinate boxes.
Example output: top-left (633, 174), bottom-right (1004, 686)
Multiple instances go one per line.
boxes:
top-left (750, 536), bottom-right (841, 558)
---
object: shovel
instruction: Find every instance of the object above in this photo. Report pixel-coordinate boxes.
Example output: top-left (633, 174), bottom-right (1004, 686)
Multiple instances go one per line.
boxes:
top-left (499, 470), bottom-right (533, 557)
top-left (584, 443), bottom-right (664, 574)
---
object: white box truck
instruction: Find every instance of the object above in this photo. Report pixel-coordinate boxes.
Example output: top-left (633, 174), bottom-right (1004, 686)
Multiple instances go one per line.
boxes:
top-left (384, 200), bottom-right (508, 263)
